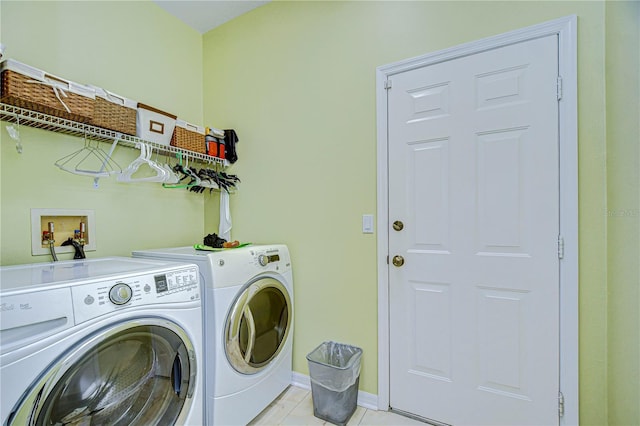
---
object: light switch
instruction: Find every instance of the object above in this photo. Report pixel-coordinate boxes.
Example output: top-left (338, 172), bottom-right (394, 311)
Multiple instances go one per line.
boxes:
top-left (362, 214), bottom-right (374, 234)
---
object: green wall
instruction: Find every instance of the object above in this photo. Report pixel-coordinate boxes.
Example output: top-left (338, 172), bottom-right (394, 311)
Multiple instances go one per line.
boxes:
top-left (1, 1), bottom-right (638, 425)
top-left (605, 2), bottom-right (640, 424)
top-left (0, 1), bottom-right (207, 265)
top-left (201, 1), bottom-right (637, 424)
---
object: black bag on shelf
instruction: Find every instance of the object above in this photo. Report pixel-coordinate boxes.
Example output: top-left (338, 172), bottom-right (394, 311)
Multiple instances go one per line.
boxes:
top-left (224, 129), bottom-right (239, 164)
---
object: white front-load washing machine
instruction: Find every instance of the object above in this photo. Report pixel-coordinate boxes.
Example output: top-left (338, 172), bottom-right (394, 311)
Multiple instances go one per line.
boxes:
top-left (0, 257), bottom-right (203, 426)
top-left (132, 244), bottom-right (293, 426)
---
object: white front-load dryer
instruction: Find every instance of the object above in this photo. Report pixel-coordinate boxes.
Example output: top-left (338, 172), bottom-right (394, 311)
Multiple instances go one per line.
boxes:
top-left (0, 257), bottom-right (203, 426)
top-left (133, 244), bottom-right (293, 426)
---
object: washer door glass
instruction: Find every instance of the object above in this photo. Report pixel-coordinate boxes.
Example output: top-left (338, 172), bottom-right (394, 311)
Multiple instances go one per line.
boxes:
top-left (9, 321), bottom-right (196, 426)
top-left (225, 277), bottom-right (292, 374)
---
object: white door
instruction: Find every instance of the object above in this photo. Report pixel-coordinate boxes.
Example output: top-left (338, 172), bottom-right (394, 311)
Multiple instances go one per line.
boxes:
top-left (388, 35), bottom-right (560, 425)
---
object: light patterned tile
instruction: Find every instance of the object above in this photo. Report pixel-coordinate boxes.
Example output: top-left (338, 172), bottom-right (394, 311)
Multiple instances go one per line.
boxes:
top-left (249, 401), bottom-right (291, 426)
top-left (253, 385), bottom-right (421, 426)
top-left (279, 385), bottom-right (310, 404)
top-left (281, 392), bottom-right (367, 426)
top-left (359, 409), bottom-right (426, 425)
top-left (280, 393), bottom-right (327, 425)
top-left (248, 386), bottom-right (309, 425)
top-left (346, 406), bottom-right (366, 425)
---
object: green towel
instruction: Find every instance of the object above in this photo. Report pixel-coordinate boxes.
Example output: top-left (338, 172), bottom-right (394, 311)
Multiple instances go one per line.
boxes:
top-left (194, 243), bottom-right (252, 252)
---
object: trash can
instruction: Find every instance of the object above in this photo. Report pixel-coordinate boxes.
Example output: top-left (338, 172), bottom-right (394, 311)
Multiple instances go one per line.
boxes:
top-left (306, 341), bottom-right (363, 426)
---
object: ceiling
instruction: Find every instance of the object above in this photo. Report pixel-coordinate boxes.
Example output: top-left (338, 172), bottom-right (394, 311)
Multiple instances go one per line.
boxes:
top-left (152, 0), bottom-right (271, 34)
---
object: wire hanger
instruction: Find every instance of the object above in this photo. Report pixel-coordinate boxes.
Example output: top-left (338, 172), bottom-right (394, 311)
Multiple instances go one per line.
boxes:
top-left (55, 132), bottom-right (121, 177)
top-left (94, 136), bottom-right (122, 188)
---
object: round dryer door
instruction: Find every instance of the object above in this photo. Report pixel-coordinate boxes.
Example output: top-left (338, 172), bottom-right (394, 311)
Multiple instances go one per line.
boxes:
top-left (225, 276), bottom-right (292, 374)
top-left (7, 319), bottom-right (197, 426)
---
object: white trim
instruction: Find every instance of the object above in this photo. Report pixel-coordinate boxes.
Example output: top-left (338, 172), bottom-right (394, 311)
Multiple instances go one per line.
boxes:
top-left (291, 371), bottom-right (311, 390)
top-left (375, 15), bottom-right (578, 425)
top-left (291, 371), bottom-right (379, 411)
top-left (556, 16), bottom-right (579, 426)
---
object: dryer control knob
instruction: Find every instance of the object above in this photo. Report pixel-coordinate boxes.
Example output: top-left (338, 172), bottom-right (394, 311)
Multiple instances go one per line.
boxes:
top-left (258, 255), bottom-right (268, 266)
top-left (109, 283), bottom-right (133, 305)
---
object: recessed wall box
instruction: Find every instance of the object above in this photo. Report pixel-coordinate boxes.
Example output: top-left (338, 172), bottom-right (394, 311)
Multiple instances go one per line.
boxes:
top-left (31, 208), bottom-right (96, 256)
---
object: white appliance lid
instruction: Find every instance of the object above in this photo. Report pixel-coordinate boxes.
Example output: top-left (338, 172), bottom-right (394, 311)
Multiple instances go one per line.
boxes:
top-left (132, 246), bottom-right (212, 260)
top-left (0, 257), bottom-right (178, 292)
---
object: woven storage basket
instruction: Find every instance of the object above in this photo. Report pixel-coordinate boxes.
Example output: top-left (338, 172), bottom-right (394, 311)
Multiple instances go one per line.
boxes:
top-left (0, 59), bottom-right (95, 123)
top-left (90, 87), bottom-right (137, 135)
top-left (171, 119), bottom-right (206, 154)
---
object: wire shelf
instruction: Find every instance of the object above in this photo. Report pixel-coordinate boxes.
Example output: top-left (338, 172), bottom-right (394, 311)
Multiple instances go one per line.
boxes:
top-left (0, 103), bottom-right (223, 165)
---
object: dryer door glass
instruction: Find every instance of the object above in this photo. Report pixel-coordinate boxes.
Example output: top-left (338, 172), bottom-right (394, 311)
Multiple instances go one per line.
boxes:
top-left (9, 322), bottom-right (196, 426)
top-left (226, 277), bottom-right (292, 374)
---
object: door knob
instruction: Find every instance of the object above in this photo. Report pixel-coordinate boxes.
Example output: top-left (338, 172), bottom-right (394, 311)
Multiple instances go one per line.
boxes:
top-left (393, 221), bottom-right (404, 231)
top-left (392, 255), bottom-right (405, 267)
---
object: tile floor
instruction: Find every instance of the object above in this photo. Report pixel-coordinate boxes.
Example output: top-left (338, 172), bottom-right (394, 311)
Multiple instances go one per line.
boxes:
top-left (249, 385), bottom-right (425, 426)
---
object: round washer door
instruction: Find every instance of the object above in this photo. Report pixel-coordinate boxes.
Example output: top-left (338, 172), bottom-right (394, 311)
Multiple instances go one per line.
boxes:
top-left (225, 276), bottom-right (292, 374)
top-left (8, 319), bottom-right (197, 426)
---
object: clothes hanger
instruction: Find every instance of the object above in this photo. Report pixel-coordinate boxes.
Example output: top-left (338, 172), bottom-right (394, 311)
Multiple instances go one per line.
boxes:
top-left (55, 132), bottom-right (121, 177)
top-left (94, 137), bottom-right (122, 188)
top-left (162, 153), bottom-right (201, 189)
top-left (162, 161), bottom-right (181, 184)
top-left (186, 167), bottom-right (241, 194)
top-left (117, 142), bottom-right (167, 183)
top-left (155, 150), bottom-right (180, 184)
top-left (182, 155), bottom-right (202, 186)
top-left (144, 143), bottom-right (170, 181)
top-left (196, 168), bottom-right (220, 190)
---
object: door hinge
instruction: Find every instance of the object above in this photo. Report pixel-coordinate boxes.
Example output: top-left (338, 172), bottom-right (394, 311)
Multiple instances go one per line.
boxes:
top-left (558, 235), bottom-right (565, 259)
top-left (384, 79), bottom-right (392, 90)
top-left (557, 76), bottom-right (563, 101)
top-left (558, 391), bottom-right (565, 417)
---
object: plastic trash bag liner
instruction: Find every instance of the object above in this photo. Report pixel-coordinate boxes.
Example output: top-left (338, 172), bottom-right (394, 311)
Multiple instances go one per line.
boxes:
top-left (306, 341), bottom-right (362, 392)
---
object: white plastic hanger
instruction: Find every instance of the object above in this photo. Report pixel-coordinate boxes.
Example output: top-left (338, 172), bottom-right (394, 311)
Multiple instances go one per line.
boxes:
top-left (117, 143), bottom-right (167, 183)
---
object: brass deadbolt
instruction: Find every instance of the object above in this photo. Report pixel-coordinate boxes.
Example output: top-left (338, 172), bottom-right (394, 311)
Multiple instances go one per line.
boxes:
top-left (393, 221), bottom-right (404, 231)
top-left (392, 255), bottom-right (405, 267)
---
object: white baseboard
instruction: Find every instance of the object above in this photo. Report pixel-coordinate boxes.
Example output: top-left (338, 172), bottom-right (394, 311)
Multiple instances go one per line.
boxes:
top-left (291, 371), bottom-right (379, 411)
top-left (290, 371), bottom-right (311, 390)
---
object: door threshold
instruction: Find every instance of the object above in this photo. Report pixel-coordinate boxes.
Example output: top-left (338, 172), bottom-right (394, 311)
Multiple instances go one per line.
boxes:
top-left (389, 408), bottom-right (450, 426)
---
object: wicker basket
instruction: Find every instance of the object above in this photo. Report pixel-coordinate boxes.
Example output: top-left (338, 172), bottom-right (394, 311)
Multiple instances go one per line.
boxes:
top-left (171, 119), bottom-right (206, 154)
top-left (0, 59), bottom-right (95, 123)
top-left (90, 87), bottom-right (137, 135)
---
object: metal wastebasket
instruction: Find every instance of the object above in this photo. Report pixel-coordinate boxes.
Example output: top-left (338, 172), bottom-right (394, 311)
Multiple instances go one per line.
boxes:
top-left (306, 341), bottom-right (363, 426)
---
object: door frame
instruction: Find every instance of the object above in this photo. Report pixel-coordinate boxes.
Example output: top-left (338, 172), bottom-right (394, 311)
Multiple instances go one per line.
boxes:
top-left (375, 15), bottom-right (578, 425)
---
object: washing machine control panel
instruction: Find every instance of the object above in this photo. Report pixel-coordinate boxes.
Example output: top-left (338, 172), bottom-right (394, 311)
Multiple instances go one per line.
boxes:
top-left (71, 266), bottom-right (200, 324)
